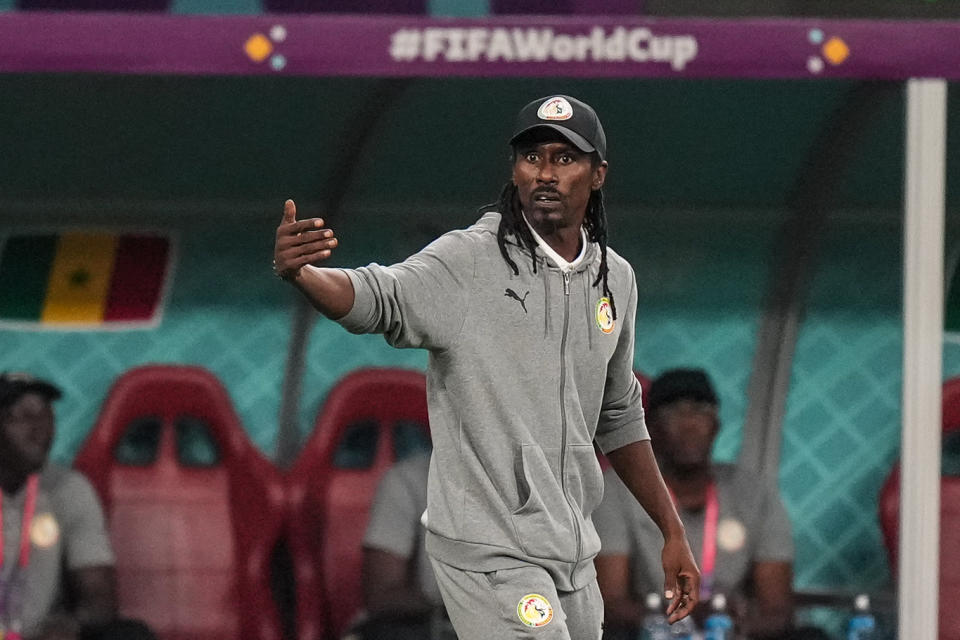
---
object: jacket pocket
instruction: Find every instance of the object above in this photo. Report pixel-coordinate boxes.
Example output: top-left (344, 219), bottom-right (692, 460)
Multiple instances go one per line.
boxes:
top-left (510, 444), bottom-right (578, 561)
top-left (564, 444), bottom-right (605, 519)
top-left (565, 443), bottom-right (605, 558)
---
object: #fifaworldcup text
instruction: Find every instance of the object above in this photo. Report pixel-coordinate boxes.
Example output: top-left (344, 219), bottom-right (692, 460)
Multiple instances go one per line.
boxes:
top-left (389, 26), bottom-right (699, 71)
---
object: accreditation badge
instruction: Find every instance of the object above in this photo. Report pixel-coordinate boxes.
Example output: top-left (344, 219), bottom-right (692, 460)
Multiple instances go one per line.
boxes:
top-left (717, 517), bottom-right (746, 552)
top-left (30, 512), bottom-right (60, 549)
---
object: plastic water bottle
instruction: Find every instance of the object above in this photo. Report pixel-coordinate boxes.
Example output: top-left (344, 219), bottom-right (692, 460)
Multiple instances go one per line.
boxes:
top-left (639, 592), bottom-right (671, 640)
top-left (670, 608), bottom-right (698, 640)
top-left (846, 594), bottom-right (877, 640)
top-left (703, 593), bottom-right (734, 640)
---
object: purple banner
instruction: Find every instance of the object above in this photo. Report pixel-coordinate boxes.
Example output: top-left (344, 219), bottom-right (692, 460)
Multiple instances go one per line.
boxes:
top-left (0, 12), bottom-right (958, 79)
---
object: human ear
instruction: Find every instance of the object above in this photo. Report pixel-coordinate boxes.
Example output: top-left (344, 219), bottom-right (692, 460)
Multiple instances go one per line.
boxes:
top-left (592, 161), bottom-right (609, 190)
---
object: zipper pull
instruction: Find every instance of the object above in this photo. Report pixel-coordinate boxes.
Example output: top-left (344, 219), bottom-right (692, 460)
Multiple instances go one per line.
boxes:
top-left (563, 272), bottom-right (570, 296)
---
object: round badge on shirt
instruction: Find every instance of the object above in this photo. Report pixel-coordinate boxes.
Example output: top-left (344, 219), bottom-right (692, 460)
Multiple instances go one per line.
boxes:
top-left (596, 298), bottom-right (614, 334)
top-left (30, 512), bottom-right (61, 549)
top-left (717, 517), bottom-right (746, 552)
top-left (517, 594), bottom-right (553, 627)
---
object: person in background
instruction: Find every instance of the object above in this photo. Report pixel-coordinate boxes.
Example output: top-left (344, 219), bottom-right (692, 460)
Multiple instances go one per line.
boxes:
top-left (0, 372), bottom-right (115, 640)
top-left (348, 450), bottom-right (453, 640)
top-left (594, 368), bottom-right (796, 640)
top-left (0, 372), bottom-right (155, 640)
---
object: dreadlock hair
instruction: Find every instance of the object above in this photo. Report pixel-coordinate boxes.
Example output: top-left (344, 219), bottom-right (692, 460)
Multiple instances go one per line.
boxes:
top-left (486, 156), bottom-right (617, 320)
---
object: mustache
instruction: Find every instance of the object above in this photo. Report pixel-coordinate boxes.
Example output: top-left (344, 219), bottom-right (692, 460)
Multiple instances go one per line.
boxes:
top-left (531, 187), bottom-right (561, 199)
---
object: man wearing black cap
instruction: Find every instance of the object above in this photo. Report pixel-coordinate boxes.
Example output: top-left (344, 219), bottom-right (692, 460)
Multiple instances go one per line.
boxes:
top-left (593, 368), bottom-right (796, 639)
top-left (0, 373), bottom-right (117, 640)
top-left (272, 95), bottom-right (699, 639)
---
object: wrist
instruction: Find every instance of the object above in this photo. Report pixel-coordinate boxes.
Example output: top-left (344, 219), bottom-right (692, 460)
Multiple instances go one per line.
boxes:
top-left (284, 263), bottom-right (313, 285)
top-left (662, 519), bottom-right (686, 541)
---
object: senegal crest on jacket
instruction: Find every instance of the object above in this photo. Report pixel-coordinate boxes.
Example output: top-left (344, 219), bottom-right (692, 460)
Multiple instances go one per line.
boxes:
top-left (596, 297), bottom-right (614, 334)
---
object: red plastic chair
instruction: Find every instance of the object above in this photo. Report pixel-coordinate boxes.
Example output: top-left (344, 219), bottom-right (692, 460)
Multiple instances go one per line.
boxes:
top-left (879, 376), bottom-right (960, 640)
top-left (286, 368), bottom-right (430, 640)
top-left (74, 365), bottom-right (285, 640)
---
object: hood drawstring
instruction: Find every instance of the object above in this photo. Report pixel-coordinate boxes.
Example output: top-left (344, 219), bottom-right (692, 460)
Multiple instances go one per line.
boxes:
top-left (542, 259), bottom-right (551, 338)
top-left (582, 265), bottom-right (594, 351)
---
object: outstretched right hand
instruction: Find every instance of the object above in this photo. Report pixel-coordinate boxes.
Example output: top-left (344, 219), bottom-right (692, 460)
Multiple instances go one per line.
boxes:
top-left (273, 199), bottom-right (339, 282)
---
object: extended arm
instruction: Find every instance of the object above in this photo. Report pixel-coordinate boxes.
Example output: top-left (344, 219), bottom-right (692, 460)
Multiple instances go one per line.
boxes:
top-left (606, 441), bottom-right (700, 623)
top-left (273, 199), bottom-right (354, 319)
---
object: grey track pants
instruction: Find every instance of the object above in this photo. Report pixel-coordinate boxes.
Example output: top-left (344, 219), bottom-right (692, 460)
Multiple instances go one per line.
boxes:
top-left (430, 558), bottom-right (604, 640)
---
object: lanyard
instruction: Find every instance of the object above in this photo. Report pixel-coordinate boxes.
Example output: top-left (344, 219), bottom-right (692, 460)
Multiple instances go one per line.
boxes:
top-left (0, 475), bottom-right (39, 570)
top-left (0, 475), bottom-right (39, 636)
top-left (668, 481), bottom-right (719, 600)
top-left (699, 483), bottom-right (719, 600)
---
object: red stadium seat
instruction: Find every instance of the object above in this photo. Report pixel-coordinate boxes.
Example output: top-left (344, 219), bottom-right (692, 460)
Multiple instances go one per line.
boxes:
top-left (878, 376), bottom-right (960, 640)
top-left (286, 367), bottom-right (430, 640)
top-left (74, 365), bottom-right (285, 640)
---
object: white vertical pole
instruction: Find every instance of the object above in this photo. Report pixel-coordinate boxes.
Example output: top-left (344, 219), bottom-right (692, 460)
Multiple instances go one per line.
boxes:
top-left (901, 77), bottom-right (947, 640)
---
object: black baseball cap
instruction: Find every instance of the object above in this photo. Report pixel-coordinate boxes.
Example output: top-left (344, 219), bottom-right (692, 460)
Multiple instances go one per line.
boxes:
top-left (509, 95), bottom-right (607, 161)
top-left (647, 368), bottom-right (718, 414)
top-left (0, 372), bottom-right (62, 411)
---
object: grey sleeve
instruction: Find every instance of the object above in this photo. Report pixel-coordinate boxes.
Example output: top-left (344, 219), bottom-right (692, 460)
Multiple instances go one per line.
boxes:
top-left (593, 471), bottom-right (634, 556)
top-left (595, 266), bottom-right (649, 454)
top-left (336, 229), bottom-right (475, 350)
top-left (363, 465), bottom-right (421, 559)
top-left (754, 483), bottom-right (795, 563)
top-left (57, 471), bottom-right (115, 570)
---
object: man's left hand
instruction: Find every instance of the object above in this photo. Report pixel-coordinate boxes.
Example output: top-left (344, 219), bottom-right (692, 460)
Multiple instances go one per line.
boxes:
top-left (661, 534), bottom-right (701, 624)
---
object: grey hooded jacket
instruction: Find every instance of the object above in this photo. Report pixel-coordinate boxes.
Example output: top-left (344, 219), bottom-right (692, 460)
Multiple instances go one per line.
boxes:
top-left (337, 211), bottom-right (648, 592)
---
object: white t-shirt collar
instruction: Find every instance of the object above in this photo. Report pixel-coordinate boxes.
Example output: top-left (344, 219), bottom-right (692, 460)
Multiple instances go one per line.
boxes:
top-left (521, 213), bottom-right (589, 273)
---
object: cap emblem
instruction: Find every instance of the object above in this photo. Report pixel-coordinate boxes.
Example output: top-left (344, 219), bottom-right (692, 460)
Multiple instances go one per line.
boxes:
top-left (537, 97), bottom-right (573, 121)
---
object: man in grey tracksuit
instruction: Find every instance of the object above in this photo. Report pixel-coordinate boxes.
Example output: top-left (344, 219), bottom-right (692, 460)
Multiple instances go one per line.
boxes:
top-left (273, 95), bottom-right (700, 639)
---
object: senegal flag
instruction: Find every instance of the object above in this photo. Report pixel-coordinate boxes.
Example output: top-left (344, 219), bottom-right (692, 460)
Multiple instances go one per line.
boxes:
top-left (0, 232), bottom-right (172, 329)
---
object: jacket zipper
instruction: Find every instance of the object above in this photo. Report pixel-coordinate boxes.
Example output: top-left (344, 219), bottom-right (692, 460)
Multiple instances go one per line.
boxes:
top-left (559, 270), bottom-right (582, 588)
